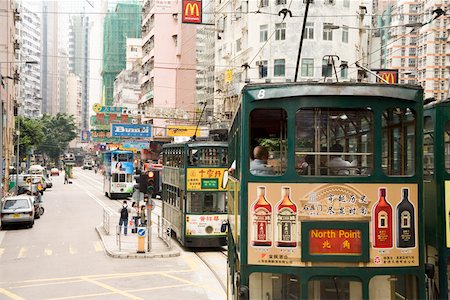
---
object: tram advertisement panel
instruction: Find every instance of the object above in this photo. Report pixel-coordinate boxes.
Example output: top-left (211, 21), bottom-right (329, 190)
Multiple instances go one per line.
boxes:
top-left (186, 168), bottom-right (227, 191)
top-left (247, 183), bottom-right (418, 267)
top-left (445, 181), bottom-right (450, 247)
top-left (186, 214), bottom-right (228, 236)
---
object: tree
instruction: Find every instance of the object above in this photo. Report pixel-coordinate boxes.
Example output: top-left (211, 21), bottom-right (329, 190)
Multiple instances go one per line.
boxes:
top-left (14, 116), bottom-right (45, 162)
top-left (37, 113), bottom-right (78, 164)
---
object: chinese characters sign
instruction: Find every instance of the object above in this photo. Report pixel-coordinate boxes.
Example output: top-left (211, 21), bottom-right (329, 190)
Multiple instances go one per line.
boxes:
top-left (186, 168), bottom-right (226, 191)
top-left (182, 0), bottom-right (202, 24)
top-left (92, 103), bottom-right (125, 114)
top-left (247, 183), bottom-right (418, 268)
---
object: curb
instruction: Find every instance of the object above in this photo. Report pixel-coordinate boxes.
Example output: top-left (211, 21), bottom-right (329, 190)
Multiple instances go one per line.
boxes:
top-left (95, 225), bottom-right (180, 259)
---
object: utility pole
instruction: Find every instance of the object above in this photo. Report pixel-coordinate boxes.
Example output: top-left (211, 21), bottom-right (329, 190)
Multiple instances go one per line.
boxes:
top-left (357, 5), bottom-right (368, 82)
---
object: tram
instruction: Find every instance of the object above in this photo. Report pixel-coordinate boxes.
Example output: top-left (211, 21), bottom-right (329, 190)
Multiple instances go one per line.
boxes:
top-left (225, 82), bottom-right (425, 299)
top-left (162, 141), bottom-right (228, 247)
top-left (423, 98), bottom-right (450, 299)
top-left (102, 150), bottom-right (134, 199)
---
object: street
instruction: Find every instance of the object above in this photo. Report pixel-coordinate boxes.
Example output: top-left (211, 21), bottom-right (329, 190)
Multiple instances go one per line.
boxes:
top-left (0, 168), bottom-right (226, 300)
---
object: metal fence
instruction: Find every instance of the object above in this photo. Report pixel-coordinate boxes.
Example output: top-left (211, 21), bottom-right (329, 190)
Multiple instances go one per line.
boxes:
top-left (102, 208), bottom-right (111, 235)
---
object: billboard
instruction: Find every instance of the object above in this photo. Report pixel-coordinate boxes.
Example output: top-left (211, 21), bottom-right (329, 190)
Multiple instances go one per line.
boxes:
top-left (111, 161), bottom-right (134, 174)
top-left (182, 0), bottom-right (202, 24)
top-left (111, 124), bottom-right (152, 138)
top-left (167, 125), bottom-right (209, 137)
top-left (373, 69), bottom-right (398, 84)
top-left (92, 103), bottom-right (125, 114)
top-left (81, 130), bottom-right (90, 142)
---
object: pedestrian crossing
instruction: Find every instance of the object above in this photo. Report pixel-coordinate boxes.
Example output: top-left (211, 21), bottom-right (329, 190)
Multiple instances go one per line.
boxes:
top-left (0, 241), bottom-right (104, 259)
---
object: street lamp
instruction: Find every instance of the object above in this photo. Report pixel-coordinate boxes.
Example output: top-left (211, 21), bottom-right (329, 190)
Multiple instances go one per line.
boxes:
top-left (15, 128), bottom-right (20, 195)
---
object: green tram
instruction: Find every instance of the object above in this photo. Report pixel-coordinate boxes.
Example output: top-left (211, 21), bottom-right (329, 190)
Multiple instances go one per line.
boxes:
top-left (424, 99), bottom-right (450, 299)
top-left (162, 141), bottom-right (228, 247)
top-left (225, 82), bottom-right (425, 299)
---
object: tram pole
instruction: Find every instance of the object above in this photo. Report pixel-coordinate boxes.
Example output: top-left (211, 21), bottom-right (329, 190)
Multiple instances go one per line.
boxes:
top-left (294, 0), bottom-right (311, 82)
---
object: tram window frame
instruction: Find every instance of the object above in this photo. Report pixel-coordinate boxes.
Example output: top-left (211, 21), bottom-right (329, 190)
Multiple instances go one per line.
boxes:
top-left (295, 108), bottom-right (373, 176)
top-left (187, 192), bottom-right (227, 213)
top-left (382, 108), bottom-right (416, 176)
top-left (249, 108), bottom-right (288, 176)
top-left (307, 276), bottom-right (362, 299)
top-left (424, 116), bottom-right (434, 179)
top-left (368, 275), bottom-right (418, 299)
top-left (249, 272), bottom-right (300, 300)
top-left (444, 121), bottom-right (450, 173)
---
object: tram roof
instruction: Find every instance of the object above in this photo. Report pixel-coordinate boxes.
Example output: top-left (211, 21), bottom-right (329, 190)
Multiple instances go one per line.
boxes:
top-left (163, 141), bottom-right (227, 149)
top-left (243, 82), bottom-right (423, 102)
top-left (424, 97), bottom-right (450, 109)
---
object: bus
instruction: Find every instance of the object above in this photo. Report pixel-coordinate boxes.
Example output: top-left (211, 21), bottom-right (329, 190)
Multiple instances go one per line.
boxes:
top-left (423, 98), bottom-right (450, 299)
top-left (102, 150), bottom-right (134, 199)
top-left (225, 82), bottom-right (425, 299)
top-left (162, 141), bottom-right (228, 247)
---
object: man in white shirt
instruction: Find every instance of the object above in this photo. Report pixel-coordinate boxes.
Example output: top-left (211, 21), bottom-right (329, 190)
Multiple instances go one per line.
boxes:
top-left (327, 144), bottom-right (357, 175)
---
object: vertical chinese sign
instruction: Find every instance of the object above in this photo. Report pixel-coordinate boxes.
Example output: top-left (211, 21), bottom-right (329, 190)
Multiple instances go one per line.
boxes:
top-left (182, 0), bottom-right (202, 24)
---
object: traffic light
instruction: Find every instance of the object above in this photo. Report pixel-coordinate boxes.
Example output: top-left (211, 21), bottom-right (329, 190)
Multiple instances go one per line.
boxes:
top-left (139, 171), bottom-right (149, 192)
top-left (147, 171), bottom-right (155, 195)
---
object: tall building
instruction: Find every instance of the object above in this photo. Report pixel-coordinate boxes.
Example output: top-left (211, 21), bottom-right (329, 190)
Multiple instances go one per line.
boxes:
top-left (214, 0), bottom-right (371, 126)
top-left (102, 2), bottom-right (141, 106)
top-left (66, 73), bottom-right (82, 137)
top-left (41, 1), bottom-right (59, 115)
top-left (0, 0), bottom-right (18, 192)
top-left (58, 49), bottom-right (69, 114)
top-left (69, 14), bottom-right (90, 130)
top-left (16, 1), bottom-right (41, 118)
top-left (140, 0), bottom-right (197, 138)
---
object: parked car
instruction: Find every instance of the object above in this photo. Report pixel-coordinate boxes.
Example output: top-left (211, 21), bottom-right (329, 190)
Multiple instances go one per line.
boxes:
top-left (50, 168), bottom-right (60, 176)
top-left (0, 196), bottom-right (35, 228)
top-left (82, 161), bottom-right (93, 170)
top-left (9, 174), bottom-right (46, 192)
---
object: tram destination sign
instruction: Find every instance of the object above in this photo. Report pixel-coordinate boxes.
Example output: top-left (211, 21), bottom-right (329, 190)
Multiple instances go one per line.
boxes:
top-left (247, 182), bottom-right (418, 268)
top-left (186, 168), bottom-right (227, 191)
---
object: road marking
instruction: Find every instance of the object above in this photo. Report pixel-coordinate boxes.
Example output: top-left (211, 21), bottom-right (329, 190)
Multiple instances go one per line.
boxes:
top-left (44, 248), bottom-right (52, 256)
top-left (93, 241), bottom-right (103, 252)
top-left (17, 247), bottom-right (27, 259)
top-left (69, 245), bottom-right (77, 255)
top-left (73, 170), bottom-right (103, 185)
top-left (0, 248), bottom-right (4, 257)
top-left (0, 288), bottom-right (25, 300)
top-left (80, 276), bottom-right (143, 300)
top-left (73, 182), bottom-right (116, 216)
top-left (0, 231), bottom-right (6, 245)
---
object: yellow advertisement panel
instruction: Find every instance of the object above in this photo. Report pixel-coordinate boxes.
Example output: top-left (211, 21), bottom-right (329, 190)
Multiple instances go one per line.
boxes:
top-left (445, 181), bottom-right (450, 247)
top-left (186, 168), bottom-right (227, 191)
top-left (247, 183), bottom-right (418, 267)
top-left (167, 125), bottom-right (208, 137)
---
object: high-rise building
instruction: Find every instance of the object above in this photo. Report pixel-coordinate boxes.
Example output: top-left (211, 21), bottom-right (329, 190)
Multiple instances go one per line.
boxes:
top-left (102, 2), bottom-right (141, 106)
top-left (69, 14), bottom-right (90, 130)
top-left (66, 73), bottom-right (82, 141)
top-left (16, 1), bottom-right (41, 118)
top-left (58, 49), bottom-right (69, 114)
top-left (41, 1), bottom-right (59, 115)
top-left (140, 0), bottom-right (196, 138)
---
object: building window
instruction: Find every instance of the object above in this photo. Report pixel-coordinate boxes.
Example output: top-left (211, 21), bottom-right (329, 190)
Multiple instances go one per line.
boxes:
top-left (276, 0), bottom-right (287, 4)
top-left (342, 26), bottom-right (348, 43)
top-left (257, 60), bottom-right (268, 78)
top-left (305, 22), bottom-right (314, 39)
top-left (274, 59), bottom-right (285, 77)
top-left (301, 58), bottom-right (314, 77)
top-left (323, 23), bottom-right (333, 41)
top-left (341, 61), bottom-right (348, 78)
top-left (322, 58), bottom-right (332, 77)
top-left (260, 25), bottom-right (268, 42)
top-left (260, 0), bottom-right (269, 7)
top-left (275, 23), bottom-right (286, 40)
top-left (343, 0), bottom-right (350, 7)
top-left (236, 38), bottom-right (241, 52)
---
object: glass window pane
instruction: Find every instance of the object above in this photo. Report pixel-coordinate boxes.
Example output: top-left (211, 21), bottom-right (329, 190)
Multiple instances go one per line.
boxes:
top-left (424, 116), bottom-right (434, 179)
top-left (445, 121), bottom-right (450, 172)
top-left (296, 108), bottom-right (373, 176)
top-left (250, 109), bottom-right (287, 176)
top-left (308, 277), bottom-right (362, 299)
top-left (369, 275), bottom-right (418, 299)
top-left (250, 272), bottom-right (300, 300)
top-left (382, 108), bottom-right (416, 176)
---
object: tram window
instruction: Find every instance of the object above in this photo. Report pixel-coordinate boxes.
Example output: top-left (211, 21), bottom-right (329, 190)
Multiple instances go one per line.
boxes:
top-left (445, 121), bottom-right (450, 173)
top-left (249, 272), bottom-right (300, 300)
top-left (424, 116), bottom-right (434, 179)
top-left (308, 277), bottom-right (362, 299)
top-left (119, 174), bottom-right (125, 182)
top-left (250, 109), bottom-right (287, 176)
top-left (188, 149), bottom-right (199, 166)
top-left (187, 193), bottom-right (227, 213)
top-left (369, 275), bottom-right (418, 299)
top-left (112, 174), bottom-right (118, 182)
top-left (295, 108), bottom-right (373, 176)
top-left (382, 108), bottom-right (416, 176)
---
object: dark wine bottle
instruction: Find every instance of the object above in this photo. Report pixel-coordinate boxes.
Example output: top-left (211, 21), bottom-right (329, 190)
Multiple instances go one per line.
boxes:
top-left (397, 188), bottom-right (415, 248)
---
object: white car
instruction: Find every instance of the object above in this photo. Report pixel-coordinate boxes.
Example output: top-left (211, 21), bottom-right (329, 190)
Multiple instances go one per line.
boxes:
top-left (1, 196), bottom-right (35, 229)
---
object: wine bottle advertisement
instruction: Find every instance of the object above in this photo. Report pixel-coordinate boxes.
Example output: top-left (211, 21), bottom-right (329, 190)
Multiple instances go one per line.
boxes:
top-left (247, 183), bottom-right (418, 268)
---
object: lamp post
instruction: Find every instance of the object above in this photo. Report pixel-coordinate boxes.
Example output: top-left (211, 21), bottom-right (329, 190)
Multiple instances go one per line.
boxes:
top-left (15, 126), bottom-right (20, 195)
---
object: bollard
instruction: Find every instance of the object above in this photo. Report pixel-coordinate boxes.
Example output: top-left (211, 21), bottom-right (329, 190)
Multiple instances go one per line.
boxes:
top-left (137, 227), bottom-right (146, 253)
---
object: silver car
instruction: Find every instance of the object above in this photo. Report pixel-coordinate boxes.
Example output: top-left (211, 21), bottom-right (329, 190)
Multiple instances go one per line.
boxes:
top-left (1, 196), bottom-right (35, 228)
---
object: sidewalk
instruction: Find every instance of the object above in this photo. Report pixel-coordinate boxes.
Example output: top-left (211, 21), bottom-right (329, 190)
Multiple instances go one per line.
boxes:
top-left (95, 221), bottom-right (180, 259)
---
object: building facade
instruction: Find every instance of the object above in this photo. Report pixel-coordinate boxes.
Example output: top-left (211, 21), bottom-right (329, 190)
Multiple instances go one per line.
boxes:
top-left (66, 73), bottom-right (82, 137)
top-left (16, 1), bottom-right (41, 118)
top-left (140, 0), bottom-right (196, 138)
top-left (58, 49), bottom-right (69, 114)
top-left (69, 14), bottom-right (90, 130)
top-left (102, 2), bottom-right (141, 106)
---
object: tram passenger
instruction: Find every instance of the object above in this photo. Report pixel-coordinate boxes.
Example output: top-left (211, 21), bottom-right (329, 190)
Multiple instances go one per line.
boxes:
top-left (327, 143), bottom-right (357, 175)
top-left (250, 146), bottom-right (276, 176)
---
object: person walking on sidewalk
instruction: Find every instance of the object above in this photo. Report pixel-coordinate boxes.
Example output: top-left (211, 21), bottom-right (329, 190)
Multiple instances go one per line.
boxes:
top-left (119, 201), bottom-right (131, 235)
top-left (140, 204), bottom-right (147, 226)
top-left (131, 202), bottom-right (139, 233)
top-left (64, 172), bottom-right (69, 184)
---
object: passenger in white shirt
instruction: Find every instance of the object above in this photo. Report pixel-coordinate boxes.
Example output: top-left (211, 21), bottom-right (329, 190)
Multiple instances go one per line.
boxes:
top-left (327, 144), bottom-right (357, 175)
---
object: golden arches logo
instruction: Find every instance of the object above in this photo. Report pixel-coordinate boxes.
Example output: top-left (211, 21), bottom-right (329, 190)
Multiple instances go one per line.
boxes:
top-left (378, 72), bottom-right (397, 84)
top-left (185, 2), bottom-right (200, 17)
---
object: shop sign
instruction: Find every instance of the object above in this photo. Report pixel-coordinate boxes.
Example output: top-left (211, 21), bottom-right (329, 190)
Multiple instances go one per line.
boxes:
top-left (92, 103), bottom-right (125, 114)
top-left (182, 0), bottom-right (202, 24)
top-left (167, 125), bottom-right (209, 137)
top-left (111, 124), bottom-right (152, 138)
top-left (373, 69), bottom-right (398, 84)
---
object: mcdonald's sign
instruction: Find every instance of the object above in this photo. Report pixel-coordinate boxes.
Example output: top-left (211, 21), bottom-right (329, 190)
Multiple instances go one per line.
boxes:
top-left (373, 69), bottom-right (398, 84)
top-left (182, 0), bottom-right (202, 24)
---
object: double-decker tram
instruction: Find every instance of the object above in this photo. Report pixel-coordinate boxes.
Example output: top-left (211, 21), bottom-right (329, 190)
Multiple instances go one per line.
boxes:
top-left (162, 141), bottom-right (228, 247)
top-left (423, 98), bottom-right (450, 299)
top-left (225, 82), bottom-right (425, 299)
top-left (102, 150), bottom-right (134, 199)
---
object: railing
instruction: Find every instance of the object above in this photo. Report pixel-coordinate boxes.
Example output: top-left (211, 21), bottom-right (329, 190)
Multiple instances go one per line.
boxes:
top-left (157, 215), bottom-right (173, 249)
top-left (102, 208), bottom-right (111, 235)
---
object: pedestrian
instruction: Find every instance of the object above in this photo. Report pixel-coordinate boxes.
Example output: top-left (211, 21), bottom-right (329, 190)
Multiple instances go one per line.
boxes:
top-left (131, 202), bottom-right (139, 233)
top-left (140, 205), bottom-right (147, 226)
top-left (118, 201), bottom-right (131, 236)
top-left (64, 172), bottom-right (69, 184)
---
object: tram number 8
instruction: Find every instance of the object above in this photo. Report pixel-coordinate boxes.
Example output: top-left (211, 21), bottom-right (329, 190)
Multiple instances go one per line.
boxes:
top-left (257, 89), bottom-right (265, 99)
